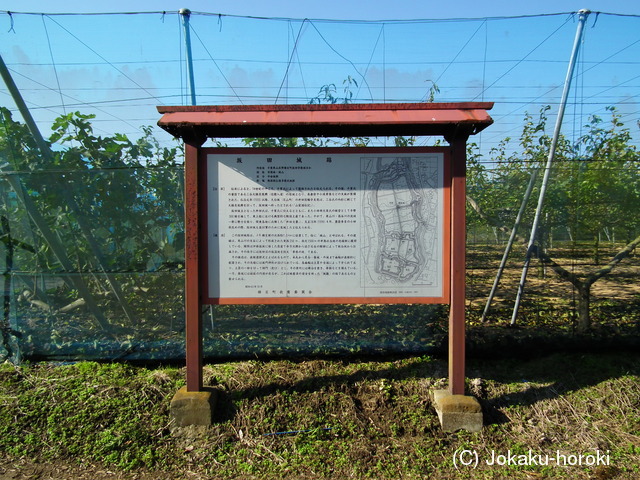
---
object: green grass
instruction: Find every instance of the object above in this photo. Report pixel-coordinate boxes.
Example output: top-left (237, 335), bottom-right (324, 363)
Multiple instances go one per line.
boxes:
top-left (1, 353), bottom-right (639, 479)
top-left (0, 361), bottom-right (183, 470)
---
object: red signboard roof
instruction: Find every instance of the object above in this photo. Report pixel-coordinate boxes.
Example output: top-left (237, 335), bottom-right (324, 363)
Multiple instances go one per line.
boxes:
top-left (157, 102), bottom-right (493, 143)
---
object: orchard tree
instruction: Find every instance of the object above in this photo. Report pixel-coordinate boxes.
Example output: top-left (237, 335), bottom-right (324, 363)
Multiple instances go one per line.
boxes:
top-left (0, 107), bottom-right (183, 331)
top-left (570, 107), bottom-right (640, 258)
top-left (468, 106), bottom-right (640, 331)
top-left (47, 113), bottom-right (184, 273)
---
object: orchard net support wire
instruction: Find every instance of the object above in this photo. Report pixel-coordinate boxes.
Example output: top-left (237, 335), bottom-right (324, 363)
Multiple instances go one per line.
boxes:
top-left (0, 9), bottom-right (639, 361)
top-left (1, 10), bottom-right (639, 153)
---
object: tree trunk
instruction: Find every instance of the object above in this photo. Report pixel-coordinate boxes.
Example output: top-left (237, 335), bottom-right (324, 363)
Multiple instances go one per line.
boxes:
top-left (577, 282), bottom-right (591, 332)
top-left (1, 216), bottom-right (14, 360)
top-left (467, 194), bottom-right (640, 330)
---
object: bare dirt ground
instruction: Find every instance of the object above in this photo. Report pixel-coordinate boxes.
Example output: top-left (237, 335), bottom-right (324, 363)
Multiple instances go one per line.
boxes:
top-left (466, 243), bottom-right (640, 309)
top-left (1, 243), bottom-right (637, 480)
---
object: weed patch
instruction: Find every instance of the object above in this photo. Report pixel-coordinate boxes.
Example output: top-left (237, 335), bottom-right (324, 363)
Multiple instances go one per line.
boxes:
top-left (1, 353), bottom-right (639, 479)
top-left (0, 361), bottom-right (183, 470)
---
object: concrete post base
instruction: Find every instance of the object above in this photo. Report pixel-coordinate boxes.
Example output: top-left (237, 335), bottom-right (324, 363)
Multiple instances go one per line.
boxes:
top-left (170, 386), bottom-right (218, 427)
top-left (432, 389), bottom-right (483, 432)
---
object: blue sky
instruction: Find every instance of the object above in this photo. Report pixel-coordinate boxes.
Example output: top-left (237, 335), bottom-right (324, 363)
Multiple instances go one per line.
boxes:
top-left (1, 1), bottom-right (639, 155)
top-left (5, 1), bottom-right (640, 19)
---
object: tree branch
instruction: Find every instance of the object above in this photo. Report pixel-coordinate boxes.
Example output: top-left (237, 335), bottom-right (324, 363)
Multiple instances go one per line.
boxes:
top-left (466, 194), bottom-right (638, 289)
top-left (467, 194), bottom-right (579, 285)
top-left (585, 233), bottom-right (640, 287)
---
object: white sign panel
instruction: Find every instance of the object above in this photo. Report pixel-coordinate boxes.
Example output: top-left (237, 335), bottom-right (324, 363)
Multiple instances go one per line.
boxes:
top-left (205, 149), bottom-right (446, 303)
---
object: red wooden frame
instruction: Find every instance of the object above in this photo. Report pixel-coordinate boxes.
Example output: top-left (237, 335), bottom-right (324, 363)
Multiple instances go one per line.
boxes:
top-left (158, 102), bottom-right (493, 395)
top-left (199, 147), bottom-right (451, 306)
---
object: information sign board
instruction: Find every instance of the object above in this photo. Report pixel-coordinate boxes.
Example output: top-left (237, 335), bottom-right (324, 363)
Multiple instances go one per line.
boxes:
top-left (202, 148), bottom-right (450, 304)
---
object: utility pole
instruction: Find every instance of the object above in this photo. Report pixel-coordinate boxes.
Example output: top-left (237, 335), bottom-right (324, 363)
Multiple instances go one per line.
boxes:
top-left (180, 8), bottom-right (197, 106)
top-left (511, 9), bottom-right (590, 325)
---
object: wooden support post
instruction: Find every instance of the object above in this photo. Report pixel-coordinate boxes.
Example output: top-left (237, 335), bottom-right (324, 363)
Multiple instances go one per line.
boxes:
top-left (184, 141), bottom-right (204, 392)
top-left (448, 137), bottom-right (467, 396)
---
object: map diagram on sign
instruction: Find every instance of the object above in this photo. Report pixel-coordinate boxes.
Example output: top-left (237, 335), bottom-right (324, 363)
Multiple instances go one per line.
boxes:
top-left (360, 155), bottom-right (442, 291)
